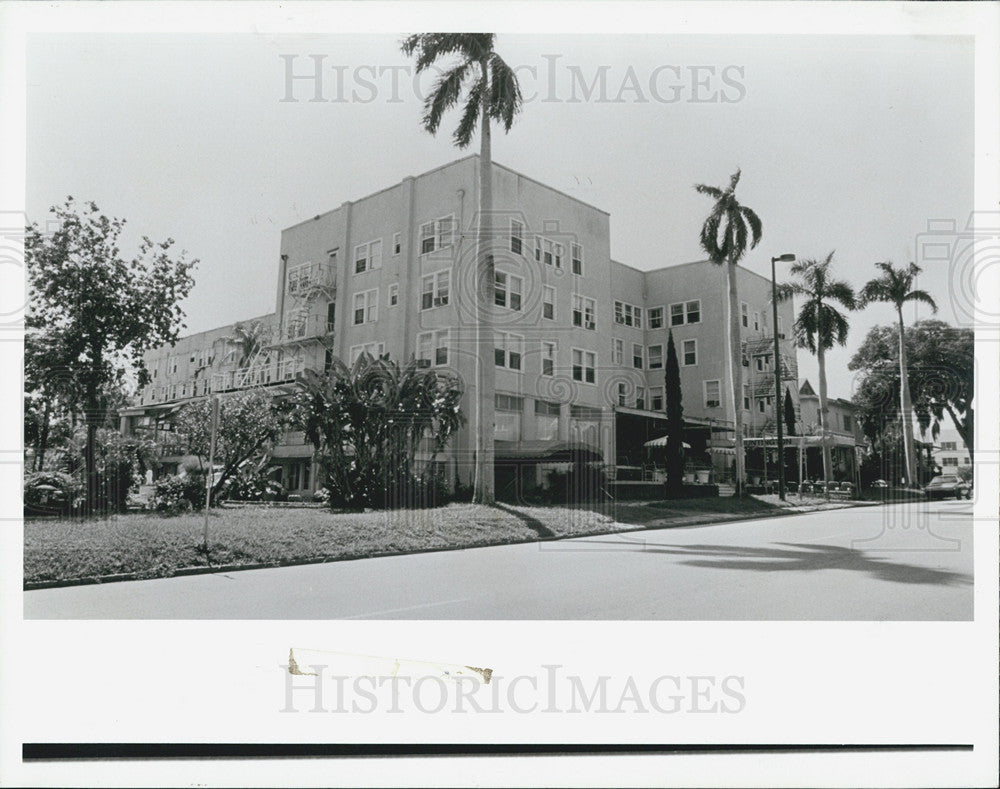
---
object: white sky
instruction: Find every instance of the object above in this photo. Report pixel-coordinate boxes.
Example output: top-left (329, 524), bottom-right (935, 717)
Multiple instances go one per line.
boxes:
top-left (26, 33), bottom-right (974, 400)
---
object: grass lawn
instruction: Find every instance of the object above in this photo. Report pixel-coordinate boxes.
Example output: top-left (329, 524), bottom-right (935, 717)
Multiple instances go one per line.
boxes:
top-left (23, 502), bottom-right (634, 585)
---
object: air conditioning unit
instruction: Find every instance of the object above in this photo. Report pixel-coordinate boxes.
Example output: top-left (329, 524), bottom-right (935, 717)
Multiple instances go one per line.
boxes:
top-left (416, 359), bottom-right (431, 368)
top-left (584, 320), bottom-right (595, 330)
top-left (433, 297), bottom-right (446, 307)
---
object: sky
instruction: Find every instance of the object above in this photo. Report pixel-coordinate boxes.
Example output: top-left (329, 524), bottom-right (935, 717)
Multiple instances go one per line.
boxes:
top-left (25, 32), bottom-right (974, 400)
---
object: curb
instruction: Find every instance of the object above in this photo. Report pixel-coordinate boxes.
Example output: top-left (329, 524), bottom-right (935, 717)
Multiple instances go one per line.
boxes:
top-left (23, 499), bottom-right (883, 591)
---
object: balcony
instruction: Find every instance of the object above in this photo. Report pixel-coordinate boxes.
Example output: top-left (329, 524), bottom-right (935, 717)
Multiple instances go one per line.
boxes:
top-left (286, 262), bottom-right (337, 297)
top-left (210, 358), bottom-right (306, 392)
top-left (280, 313), bottom-right (336, 344)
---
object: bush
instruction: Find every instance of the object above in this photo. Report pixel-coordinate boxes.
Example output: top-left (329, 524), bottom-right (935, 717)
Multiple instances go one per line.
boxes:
top-left (219, 462), bottom-right (284, 502)
top-left (148, 472), bottom-right (206, 515)
top-left (24, 471), bottom-right (83, 516)
top-left (543, 464), bottom-right (609, 505)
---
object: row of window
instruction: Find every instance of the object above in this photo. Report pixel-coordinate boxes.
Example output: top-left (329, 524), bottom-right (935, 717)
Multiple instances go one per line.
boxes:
top-left (941, 456), bottom-right (971, 466)
top-left (614, 300), bottom-right (703, 329)
top-left (509, 220), bottom-right (584, 276)
top-left (612, 338), bottom-right (698, 368)
top-left (740, 302), bottom-right (785, 336)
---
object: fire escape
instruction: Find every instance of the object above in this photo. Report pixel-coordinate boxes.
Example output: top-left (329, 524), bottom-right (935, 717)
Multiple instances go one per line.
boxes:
top-left (742, 334), bottom-right (799, 435)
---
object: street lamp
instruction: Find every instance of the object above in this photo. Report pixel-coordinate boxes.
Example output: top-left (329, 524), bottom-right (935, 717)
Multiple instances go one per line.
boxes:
top-left (771, 253), bottom-right (796, 500)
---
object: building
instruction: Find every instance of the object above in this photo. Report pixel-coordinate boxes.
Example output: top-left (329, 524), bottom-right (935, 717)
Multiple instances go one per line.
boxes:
top-left (931, 428), bottom-right (971, 474)
top-left (121, 156), bottom-right (799, 497)
top-left (791, 379), bottom-right (867, 485)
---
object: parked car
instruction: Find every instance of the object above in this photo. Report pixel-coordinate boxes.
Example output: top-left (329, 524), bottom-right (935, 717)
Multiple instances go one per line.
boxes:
top-left (924, 474), bottom-right (971, 500)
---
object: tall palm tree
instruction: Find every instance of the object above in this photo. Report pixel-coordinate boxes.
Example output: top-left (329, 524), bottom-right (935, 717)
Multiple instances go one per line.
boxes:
top-left (778, 252), bottom-right (856, 497)
top-left (224, 320), bottom-right (268, 369)
top-left (858, 261), bottom-right (937, 487)
top-left (401, 34), bottom-right (523, 505)
top-left (694, 170), bottom-right (763, 495)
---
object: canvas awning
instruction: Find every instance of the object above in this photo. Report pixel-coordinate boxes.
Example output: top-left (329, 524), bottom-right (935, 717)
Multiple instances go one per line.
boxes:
top-left (643, 435), bottom-right (692, 449)
top-left (493, 440), bottom-right (604, 463)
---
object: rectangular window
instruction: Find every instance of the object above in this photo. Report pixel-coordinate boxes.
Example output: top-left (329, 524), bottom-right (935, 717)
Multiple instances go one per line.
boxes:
top-left (614, 301), bottom-right (641, 327)
top-left (495, 394), bottom-right (523, 441)
top-left (494, 272), bottom-right (523, 311)
top-left (536, 236), bottom-right (562, 269)
top-left (842, 415), bottom-right (852, 432)
top-left (940, 441), bottom-right (957, 451)
top-left (648, 344), bottom-right (663, 370)
top-left (421, 270), bottom-right (450, 310)
top-left (705, 380), bottom-right (722, 408)
top-left (743, 383), bottom-right (750, 411)
top-left (494, 332), bottom-right (524, 370)
top-left (635, 386), bottom-right (646, 410)
top-left (942, 457), bottom-right (959, 466)
top-left (757, 398), bottom-right (767, 413)
top-left (634, 307), bottom-right (642, 329)
top-left (349, 342), bottom-right (385, 364)
top-left (388, 283), bottom-right (398, 306)
top-left (649, 307), bottom-right (663, 329)
top-left (615, 301), bottom-right (624, 325)
top-left (682, 339), bottom-right (697, 366)
top-left (632, 343), bottom-right (644, 369)
top-left (613, 338), bottom-right (623, 365)
top-left (541, 340), bottom-right (556, 377)
top-left (417, 330), bottom-right (449, 366)
top-left (741, 302), bottom-right (749, 328)
top-left (535, 400), bottom-right (560, 441)
top-left (353, 288), bottom-right (379, 325)
top-left (670, 303), bottom-right (684, 326)
top-left (572, 295), bottom-right (596, 329)
top-left (650, 387), bottom-right (664, 412)
top-left (420, 215), bottom-right (454, 254)
top-left (392, 232), bottom-right (401, 256)
top-left (572, 348), bottom-right (596, 384)
top-left (753, 311), bottom-right (760, 331)
top-left (543, 285), bottom-right (556, 320)
top-left (571, 243), bottom-right (583, 275)
top-left (617, 382), bottom-right (628, 407)
top-left (354, 239), bottom-right (383, 273)
top-left (510, 219), bottom-right (523, 255)
top-left (778, 316), bottom-right (785, 338)
top-left (686, 300), bottom-right (701, 324)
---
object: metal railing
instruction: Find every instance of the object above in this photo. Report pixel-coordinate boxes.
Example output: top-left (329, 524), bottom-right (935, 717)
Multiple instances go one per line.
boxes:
top-left (210, 358), bottom-right (305, 392)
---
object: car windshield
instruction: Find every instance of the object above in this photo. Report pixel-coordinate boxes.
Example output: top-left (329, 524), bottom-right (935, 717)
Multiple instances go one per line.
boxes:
top-left (929, 476), bottom-right (959, 485)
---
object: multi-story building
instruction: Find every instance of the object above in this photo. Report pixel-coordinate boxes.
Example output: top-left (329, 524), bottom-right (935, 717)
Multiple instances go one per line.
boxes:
top-left (792, 379), bottom-right (867, 485)
top-left (121, 156), bottom-right (800, 497)
top-left (931, 428), bottom-right (971, 473)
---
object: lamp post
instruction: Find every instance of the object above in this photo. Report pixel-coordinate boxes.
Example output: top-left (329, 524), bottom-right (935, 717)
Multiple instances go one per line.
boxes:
top-left (771, 253), bottom-right (796, 500)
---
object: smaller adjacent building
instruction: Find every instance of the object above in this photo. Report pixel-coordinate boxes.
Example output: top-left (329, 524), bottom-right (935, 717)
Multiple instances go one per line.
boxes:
top-left (931, 428), bottom-right (972, 474)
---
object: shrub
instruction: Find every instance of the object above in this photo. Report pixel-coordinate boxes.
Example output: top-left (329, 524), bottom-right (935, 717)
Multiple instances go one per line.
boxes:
top-left (24, 471), bottom-right (83, 516)
top-left (544, 464), bottom-right (609, 505)
top-left (148, 472), bottom-right (206, 515)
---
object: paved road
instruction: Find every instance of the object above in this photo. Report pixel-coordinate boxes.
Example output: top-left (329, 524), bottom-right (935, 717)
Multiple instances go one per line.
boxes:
top-left (24, 501), bottom-right (974, 620)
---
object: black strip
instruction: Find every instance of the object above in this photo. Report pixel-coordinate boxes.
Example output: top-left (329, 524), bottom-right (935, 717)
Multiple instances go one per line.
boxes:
top-left (23, 743), bottom-right (973, 760)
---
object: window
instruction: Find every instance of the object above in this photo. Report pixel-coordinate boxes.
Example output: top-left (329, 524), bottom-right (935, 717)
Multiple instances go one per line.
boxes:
top-left (682, 339), bottom-right (697, 366)
top-left (354, 239), bottom-right (383, 273)
top-left (940, 441), bottom-right (957, 451)
top-left (287, 261), bottom-right (316, 293)
top-left (705, 380), bottom-right (722, 408)
top-left (632, 343), bottom-right (644, 369)
top-left (388, 283), bottom-right (399, 306)
top-left (571, 243), bottom-right (583, 275)
top-left (535, 400), bottom-right (560, 441)
top-left (614, 301), bottom-right (641, 327)
top-left (743, 383), bottom-right (750, 411)
top-left (942, 457), bottom-right (959, 467)
top-left (349, 342), bottom-right (385, 364)
top-left (753, 311), bottom-right (760, 331)
top-left (392, 232), bottom-right (401, 256)
top-left (670, 303), bottom-right (684, 327)
top-left (649, 307), bottom-right (663, 329)
top-left (686, 300), bottom-right (701, 324)
top-left (962, 457), bottom-right (971, 464)
top-left (535, 236), bottom-right (563, 269)
top-left (541, 341), bottom-right (556, 376)
top-left (635, 386), bottom-right (646, 410)
top-left (755, 355), bottom-right (771, 373)
top-left (353, 288), bottom-right (379, 325)
top-left (494, 332), bottom-right (523, 370)
top-left (543, 285), bottom-right (556, 320)
top-left (741, 302), bottom-right (749, 328)
top-left (421, 270), bottom-right (450, 310)
top-left (758, 398), bottom-right (766, 413)
top-left (612, 338), bottom-right (623, 365)
top-left (572, 295), bottom-right (596, 329)
top-left (650, 387), bottom-right (664, 411)
top-left (572, 348), bottom-right (596, 384)
top-left (495, 394), bottom-right (523, 441)
top-left (842, 415), bottom-right (852, 432)
top-left (778, 316), bottom-right (785, 338)
top-left (420, 215), bottom-right (454, 254)
top-left (510, 220), bottom-right (524, 255)
top-left (648, 344), bottom-right (663, 370)
top-left (417, 330), bottom-right (450, 367)
top-left (634, 307), bottom-right (642, 329)
top-left (494, 272), bottom-right (523, 311)
top-left (617, 382), bottom-right (628, 407)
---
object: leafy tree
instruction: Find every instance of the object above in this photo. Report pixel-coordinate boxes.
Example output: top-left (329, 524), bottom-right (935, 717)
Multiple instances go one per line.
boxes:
top-left (858, 261), bottom-right (938, 485)
top-left (664, 330), bottom-right (685, 498)
top-left (694, 169), bottom-right (763, 494)
top-left (401, 33), bottom-right (523, 505)
top-left (174, 388), bottom-right (287, 504)
top-left (293, 353), bottom-right (465, 510)
top-left (778, 252), bottom-right (856, 496)
top-left (849, 319), bottom-right (973, 462)
top-left (25, 199), bottom-right (196, 512)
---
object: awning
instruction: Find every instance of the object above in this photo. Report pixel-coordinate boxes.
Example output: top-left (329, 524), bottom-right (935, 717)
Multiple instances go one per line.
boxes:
top-left (494, 440), bottom-right (604, 463)
top-left (643, 435), bottom-right (692, 449)
top-left (744, 434), bottom-right (864, 448)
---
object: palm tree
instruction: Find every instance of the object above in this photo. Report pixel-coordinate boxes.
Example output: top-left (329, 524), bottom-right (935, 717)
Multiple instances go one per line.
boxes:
top-left (858, 261), bottom-right (937, 487)
top-left (694, 170), bottom-right (763, 495)
top-left (401, 34), bottom-right (523, 505)
top-left (778, 253), bottom-right (856, 497)
top-left (224, 320), bottom-right (268, 369)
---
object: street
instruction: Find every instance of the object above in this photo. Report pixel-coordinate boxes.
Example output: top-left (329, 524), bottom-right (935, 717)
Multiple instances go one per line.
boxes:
top-left (24, 501), bottom-right (974, 620)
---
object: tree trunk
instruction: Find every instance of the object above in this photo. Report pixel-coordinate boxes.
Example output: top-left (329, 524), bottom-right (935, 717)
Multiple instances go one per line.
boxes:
top-left (944, 403), bottom-right (973, 464)
top-left (897, 310), bottom-right (918, 486)
top-left (816, 341), bottom-right (832, 499)
top-left (726, 261), bottom-right (745, 495)
top-left (84, 383), bottom-right (100, 516)
top-left (36, 396), bottom-right (52, 472)
top-left (472, 57), bottom-right (496, 505)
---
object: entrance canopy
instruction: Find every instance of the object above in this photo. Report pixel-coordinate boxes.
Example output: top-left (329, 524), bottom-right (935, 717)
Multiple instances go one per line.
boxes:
top-left (494, 440), bottom-right (603, 463)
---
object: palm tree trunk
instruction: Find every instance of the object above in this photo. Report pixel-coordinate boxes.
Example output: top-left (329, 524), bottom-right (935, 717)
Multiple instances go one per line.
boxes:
top-left (726, 261), bottom-right (745, 494)
top-left (816, 341), bottom-right (832, 499)
top-left (897, 309), bottom-right (918, 487)
top-left (472, 57), bottom-right (496, 505)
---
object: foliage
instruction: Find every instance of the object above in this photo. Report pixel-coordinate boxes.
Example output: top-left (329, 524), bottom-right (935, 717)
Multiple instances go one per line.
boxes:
top-left (292, 353), bottom-right (465, 510)
top-left (664, 330), bottom-right (685, 498)
top-left (25, 198), bottom-right (197, 511)
top-left (223, 320), bottom-right (269, 369)
top-left (174, 389), bottom-right (287, 504)
top-left (537, 465), bottom-right (609, 505)
top-left (23, 470), bottom-right (84, 516)
top-left (217, 456), bottom-right (285, 502)
top-left (848, 320), bottom-right (973, 459)
top-left (148, 472), bottom-right (206, 515)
